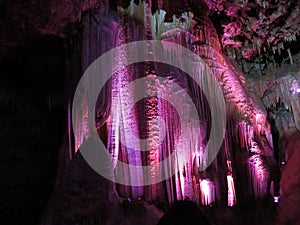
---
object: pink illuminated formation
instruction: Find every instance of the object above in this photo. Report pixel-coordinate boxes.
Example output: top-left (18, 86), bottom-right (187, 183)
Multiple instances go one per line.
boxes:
top-left (227, 175), bottom-right (236, 207)
top-left (70, 0), bottom-right (275, 206)
top-left (200, 179), bottom-right (215, 206)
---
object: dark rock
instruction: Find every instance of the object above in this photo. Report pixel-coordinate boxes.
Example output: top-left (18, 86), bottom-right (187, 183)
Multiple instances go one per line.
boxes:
top-left (157, 200), bottom-right (211, 225)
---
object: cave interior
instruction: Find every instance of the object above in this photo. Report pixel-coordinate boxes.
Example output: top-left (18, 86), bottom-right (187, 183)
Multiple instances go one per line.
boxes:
top-left (1, 0), bottom-right (300, 225)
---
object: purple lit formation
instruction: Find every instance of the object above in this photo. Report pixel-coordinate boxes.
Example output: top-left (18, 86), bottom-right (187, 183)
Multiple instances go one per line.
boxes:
top-left (71, 0), bottom-right (277, 207)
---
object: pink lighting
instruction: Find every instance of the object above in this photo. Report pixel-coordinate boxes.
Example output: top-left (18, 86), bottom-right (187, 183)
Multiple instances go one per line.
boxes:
top-left (274, 196), bottom-right (280, 203)
top-left (200, 179), bottom-right (215, 206)
top-left (227, 174), bottom-right (237, 207)
top-left (290, 81), bottom-right (300, 94)
top-left (69, 0), bottom-right (279, 210)
top-left (255, 113), bottom-right (264, 125)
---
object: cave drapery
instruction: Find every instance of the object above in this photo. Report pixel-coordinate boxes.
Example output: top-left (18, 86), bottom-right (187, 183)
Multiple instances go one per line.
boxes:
top-left (70, 0), bottom-right (275, 207)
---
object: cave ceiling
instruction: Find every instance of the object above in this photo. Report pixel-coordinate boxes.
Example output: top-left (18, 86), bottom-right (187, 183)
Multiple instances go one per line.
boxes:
top-left (1, 0), bottom-right (300, 63)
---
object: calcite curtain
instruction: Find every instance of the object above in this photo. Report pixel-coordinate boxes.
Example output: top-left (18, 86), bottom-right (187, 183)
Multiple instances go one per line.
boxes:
top-left (72, 0), bottom-right (275, 206)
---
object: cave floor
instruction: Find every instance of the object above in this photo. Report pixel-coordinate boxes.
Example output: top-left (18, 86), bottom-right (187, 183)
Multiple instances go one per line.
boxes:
top-left (202, 199), bottom-right (277, 225)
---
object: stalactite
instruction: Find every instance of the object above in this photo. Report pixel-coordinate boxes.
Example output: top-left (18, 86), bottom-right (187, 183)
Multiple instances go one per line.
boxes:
top-left (74, 96), bottom-right (89, 151)
top-left (75, 13), bottom-right (118, 152)
top-left (227, 174), bottom-right (237, 207)
top-left (118, 17), bottom-right (145, 198)
top-left (145, 2), bottom-right (165, 201)
top-left (287, 48), bottom-right (293, 65)
top-left (251, 74), bottom-right (300, 133)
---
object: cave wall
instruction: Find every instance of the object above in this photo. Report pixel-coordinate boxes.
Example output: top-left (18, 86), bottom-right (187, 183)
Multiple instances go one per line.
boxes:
top-left (277, 132), bottom-right (300, 225)
top-left (0, 37), bottom-right (67, 225)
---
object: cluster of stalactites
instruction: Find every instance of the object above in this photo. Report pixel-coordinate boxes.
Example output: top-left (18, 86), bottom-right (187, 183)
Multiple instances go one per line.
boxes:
top-left (249, 74), bottom-right (300, 136)
top-left (73, 0), bottom-right (274, 204)
top-left (204, 0), bottom-right (300, 63)
top-left (118, 0), bottom-right (273, 200)
top-left (149, 5), bottom-right (269, 131)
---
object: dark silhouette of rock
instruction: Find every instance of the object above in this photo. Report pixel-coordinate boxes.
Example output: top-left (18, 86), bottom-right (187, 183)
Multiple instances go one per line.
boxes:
top-left (157, 200), bottom-right (212, 225)
top-left (277, 132), bottom-right (300, 225)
